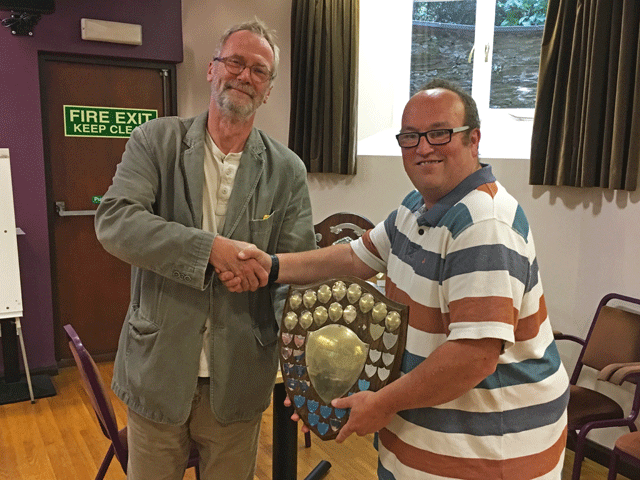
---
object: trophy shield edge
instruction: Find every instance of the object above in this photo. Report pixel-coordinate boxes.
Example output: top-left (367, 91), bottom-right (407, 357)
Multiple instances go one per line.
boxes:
top-left (277, 275), bottom-right (409, 441)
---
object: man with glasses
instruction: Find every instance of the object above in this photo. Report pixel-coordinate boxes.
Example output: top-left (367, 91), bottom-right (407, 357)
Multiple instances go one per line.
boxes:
top-left (95, 18), bottom-right (316, 480)
top-left (226, 79), bottom-right (569, 479)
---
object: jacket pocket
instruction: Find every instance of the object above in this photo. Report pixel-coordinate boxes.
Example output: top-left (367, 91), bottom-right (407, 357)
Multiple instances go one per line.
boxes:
top-left (126, 305), bottom-right (160, 362)
top-left (249, 210), bottom-right (277, 251)
top-left (128, 306), bottom-right (160, 336)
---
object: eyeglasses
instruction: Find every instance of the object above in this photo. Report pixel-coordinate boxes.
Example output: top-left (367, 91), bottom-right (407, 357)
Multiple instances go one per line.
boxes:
top-left (213, 56), bottom-right (272, 83)
top-left (396, 126), bottom-right (470, 148)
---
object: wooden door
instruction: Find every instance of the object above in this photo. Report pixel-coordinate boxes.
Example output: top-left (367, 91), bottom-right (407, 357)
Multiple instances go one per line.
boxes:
top-left (40, 56), bottom-right (176, 361)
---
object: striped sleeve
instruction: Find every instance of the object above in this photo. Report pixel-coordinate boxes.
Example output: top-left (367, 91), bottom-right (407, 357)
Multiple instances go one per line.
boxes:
top-left (351, 210), bottom-right (396, 271)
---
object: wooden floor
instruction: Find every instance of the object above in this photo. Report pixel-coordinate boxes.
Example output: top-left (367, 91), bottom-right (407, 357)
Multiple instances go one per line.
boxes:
top-left (0, 362), bottom-right (628, 480)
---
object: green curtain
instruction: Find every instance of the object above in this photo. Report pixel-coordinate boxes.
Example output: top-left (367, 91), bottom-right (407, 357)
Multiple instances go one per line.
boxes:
top-left (289, 0), bottom-right (359, 174)
top-left (530, 0), bottom-right (640, 190)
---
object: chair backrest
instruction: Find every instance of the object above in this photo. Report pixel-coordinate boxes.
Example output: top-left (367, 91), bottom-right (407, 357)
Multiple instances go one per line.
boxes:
top-left (314, 212), bottom-right (374, 248)
top-left (573, 294), bottom-right (640, 384)
top-left (63, 324), bottom-right (128, 468)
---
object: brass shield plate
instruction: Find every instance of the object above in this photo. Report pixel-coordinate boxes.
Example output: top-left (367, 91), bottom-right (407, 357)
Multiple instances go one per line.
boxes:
top-left (279, 276), bottom-right (408, 441)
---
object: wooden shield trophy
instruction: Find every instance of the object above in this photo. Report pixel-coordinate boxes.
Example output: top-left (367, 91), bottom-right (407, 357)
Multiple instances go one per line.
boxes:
top-left (279, 276), bottom-right (408, 440)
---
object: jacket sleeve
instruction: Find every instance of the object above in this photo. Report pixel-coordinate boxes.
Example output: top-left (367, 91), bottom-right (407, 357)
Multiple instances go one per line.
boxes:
top-left (94, 122), bottom-right (215, 290)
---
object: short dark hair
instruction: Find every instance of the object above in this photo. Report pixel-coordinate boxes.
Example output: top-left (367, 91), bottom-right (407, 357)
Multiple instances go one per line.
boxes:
top-left (420, 79), bottom-right (480, 131)
top-left (216, 18), bottom-right (280, 82)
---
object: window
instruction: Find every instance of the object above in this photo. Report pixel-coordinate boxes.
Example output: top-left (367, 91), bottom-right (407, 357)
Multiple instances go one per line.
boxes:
top-left (411, 0), bottom-right (548, 112)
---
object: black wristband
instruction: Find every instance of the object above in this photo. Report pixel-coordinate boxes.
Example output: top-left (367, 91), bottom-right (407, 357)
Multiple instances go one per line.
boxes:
top-left (268, 254), bottom-right (279, 284)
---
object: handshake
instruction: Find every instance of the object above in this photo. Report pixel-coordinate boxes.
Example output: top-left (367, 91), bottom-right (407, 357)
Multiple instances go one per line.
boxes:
top-left (209, 235), bottom-right (273, 292)
top-left (209, 233), bottom-right (375, 295)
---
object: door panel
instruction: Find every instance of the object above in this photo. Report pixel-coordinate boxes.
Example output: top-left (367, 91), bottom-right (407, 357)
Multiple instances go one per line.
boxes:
top-left (40, 58), bottom-right (174, 361)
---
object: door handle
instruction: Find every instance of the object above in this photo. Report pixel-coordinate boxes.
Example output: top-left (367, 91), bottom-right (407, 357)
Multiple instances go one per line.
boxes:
top-left (55, 201), bottom-right (96, 217)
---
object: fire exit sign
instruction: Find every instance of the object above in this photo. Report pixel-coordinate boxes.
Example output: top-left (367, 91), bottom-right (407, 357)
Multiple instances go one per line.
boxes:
top-left (63, 105), bottom-right (158, 138)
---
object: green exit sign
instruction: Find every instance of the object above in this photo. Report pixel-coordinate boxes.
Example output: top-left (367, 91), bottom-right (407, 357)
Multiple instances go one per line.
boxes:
top-left (64, 105), bottom-right (158, 138)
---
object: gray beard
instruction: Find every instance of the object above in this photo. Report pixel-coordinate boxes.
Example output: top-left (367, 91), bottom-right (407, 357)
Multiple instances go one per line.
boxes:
top-left (217, 88), bottom-right (261, 120)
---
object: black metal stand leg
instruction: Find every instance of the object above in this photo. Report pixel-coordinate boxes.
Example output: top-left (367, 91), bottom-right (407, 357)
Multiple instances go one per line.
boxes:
top-left (273, 382), bottom-right (298, 480)
top-left (272, 382), bottom-right (332, 480)
top-left (303, 460), bottom-right (331, 480)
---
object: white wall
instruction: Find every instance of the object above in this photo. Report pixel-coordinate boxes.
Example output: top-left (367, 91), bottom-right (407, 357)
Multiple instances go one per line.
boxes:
top-left (179, 0), bottom-right (640, 449)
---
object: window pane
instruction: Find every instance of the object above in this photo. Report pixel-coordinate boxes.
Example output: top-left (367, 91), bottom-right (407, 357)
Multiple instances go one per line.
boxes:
top-left (490, 0), bottom-right (548, 108)
top-left (411, 0), bottom-right (477, 97)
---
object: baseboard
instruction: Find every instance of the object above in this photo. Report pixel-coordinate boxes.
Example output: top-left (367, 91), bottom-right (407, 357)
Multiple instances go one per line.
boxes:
top-left (31, 364), bottom-right (59, 376)
top-left (57, 351), bottom-right (116, 370)
top-left (0, 364), bottom-right (59, 378)
top-left (567, 434), bottom-right (640, 478)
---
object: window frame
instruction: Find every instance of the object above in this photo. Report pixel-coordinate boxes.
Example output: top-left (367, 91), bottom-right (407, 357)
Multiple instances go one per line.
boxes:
top-left (471, 0), bottom-right (497, 113)
top-left (412, 0), bottom-right (540, 117)
top-left (357, 0), bottom-right (536, 160)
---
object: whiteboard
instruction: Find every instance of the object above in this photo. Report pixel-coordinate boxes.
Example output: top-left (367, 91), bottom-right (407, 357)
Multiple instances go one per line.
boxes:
top-left (0, 148), bottom-right (23, 320)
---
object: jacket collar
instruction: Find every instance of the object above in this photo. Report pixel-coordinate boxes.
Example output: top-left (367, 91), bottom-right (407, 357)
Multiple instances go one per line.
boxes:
top-left (222, 129), bottom-right (265, 237)
top-left (181, 113), bottom-right (208, 228)
top-left (180, 112), bottom-right (266, 236)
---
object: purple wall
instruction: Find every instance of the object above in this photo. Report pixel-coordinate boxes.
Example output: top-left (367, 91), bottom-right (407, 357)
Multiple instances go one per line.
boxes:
top-left (0, 0), bottom-right (182, 373)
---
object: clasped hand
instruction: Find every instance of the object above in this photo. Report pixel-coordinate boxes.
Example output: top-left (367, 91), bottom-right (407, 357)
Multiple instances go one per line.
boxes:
top-left (283, 390), bottom-right (391, 443)
top-left (209, 236), bottom-right (269, 292)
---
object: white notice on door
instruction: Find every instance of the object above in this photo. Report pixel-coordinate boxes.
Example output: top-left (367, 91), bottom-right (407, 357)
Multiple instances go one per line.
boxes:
top-left (0, 148), bottom-right (23, 320)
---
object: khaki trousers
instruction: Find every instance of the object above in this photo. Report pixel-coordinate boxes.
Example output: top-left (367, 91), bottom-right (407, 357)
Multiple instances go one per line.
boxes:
top-left (126, 378), bottom-right (261, 480)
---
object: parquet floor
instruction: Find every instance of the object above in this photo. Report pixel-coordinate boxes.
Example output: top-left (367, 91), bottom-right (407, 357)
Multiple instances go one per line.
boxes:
top-left (0, 362), bottom-right (628, 479)
top-left (0, 363), bottom-right (378, 480)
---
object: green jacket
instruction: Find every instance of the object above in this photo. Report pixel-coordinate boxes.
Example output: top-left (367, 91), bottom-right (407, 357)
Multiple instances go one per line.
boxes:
top-left (95, 112), bottom-right (316, 425)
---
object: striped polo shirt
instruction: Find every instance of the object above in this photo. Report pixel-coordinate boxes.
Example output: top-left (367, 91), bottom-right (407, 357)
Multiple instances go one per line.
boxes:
top-left (351, 164), bottom-right (569, 480)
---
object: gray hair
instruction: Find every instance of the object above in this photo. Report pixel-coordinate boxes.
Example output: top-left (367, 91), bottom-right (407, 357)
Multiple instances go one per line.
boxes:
top-left (421, 78), bottom-right (481, 131)
top-left (216, 18), bottom-right (280, 82)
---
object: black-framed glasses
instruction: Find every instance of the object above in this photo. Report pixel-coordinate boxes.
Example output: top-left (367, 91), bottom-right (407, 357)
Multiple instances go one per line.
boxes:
top-left (396, 126), bottom-right (470, 148)
top-left (213, 56), bottom-right (272, 83)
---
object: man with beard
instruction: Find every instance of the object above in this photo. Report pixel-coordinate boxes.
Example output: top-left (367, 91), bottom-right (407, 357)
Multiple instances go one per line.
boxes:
top-left (94, 19), bottom-right (316, 480)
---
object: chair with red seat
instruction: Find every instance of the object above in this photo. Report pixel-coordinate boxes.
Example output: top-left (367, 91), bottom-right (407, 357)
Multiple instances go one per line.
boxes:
top-left (608, 430), bottom-right (640, 479)
top-left (554, 293), bottom-right (640, 480)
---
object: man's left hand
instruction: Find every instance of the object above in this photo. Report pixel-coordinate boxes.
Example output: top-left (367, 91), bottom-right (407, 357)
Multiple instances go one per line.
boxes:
top-left (219, 245), bottom-right (272, 292)
top-left (210, 236), bottom-right (268, 291)
top-left (331, 391), bottom-right (394, 443)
